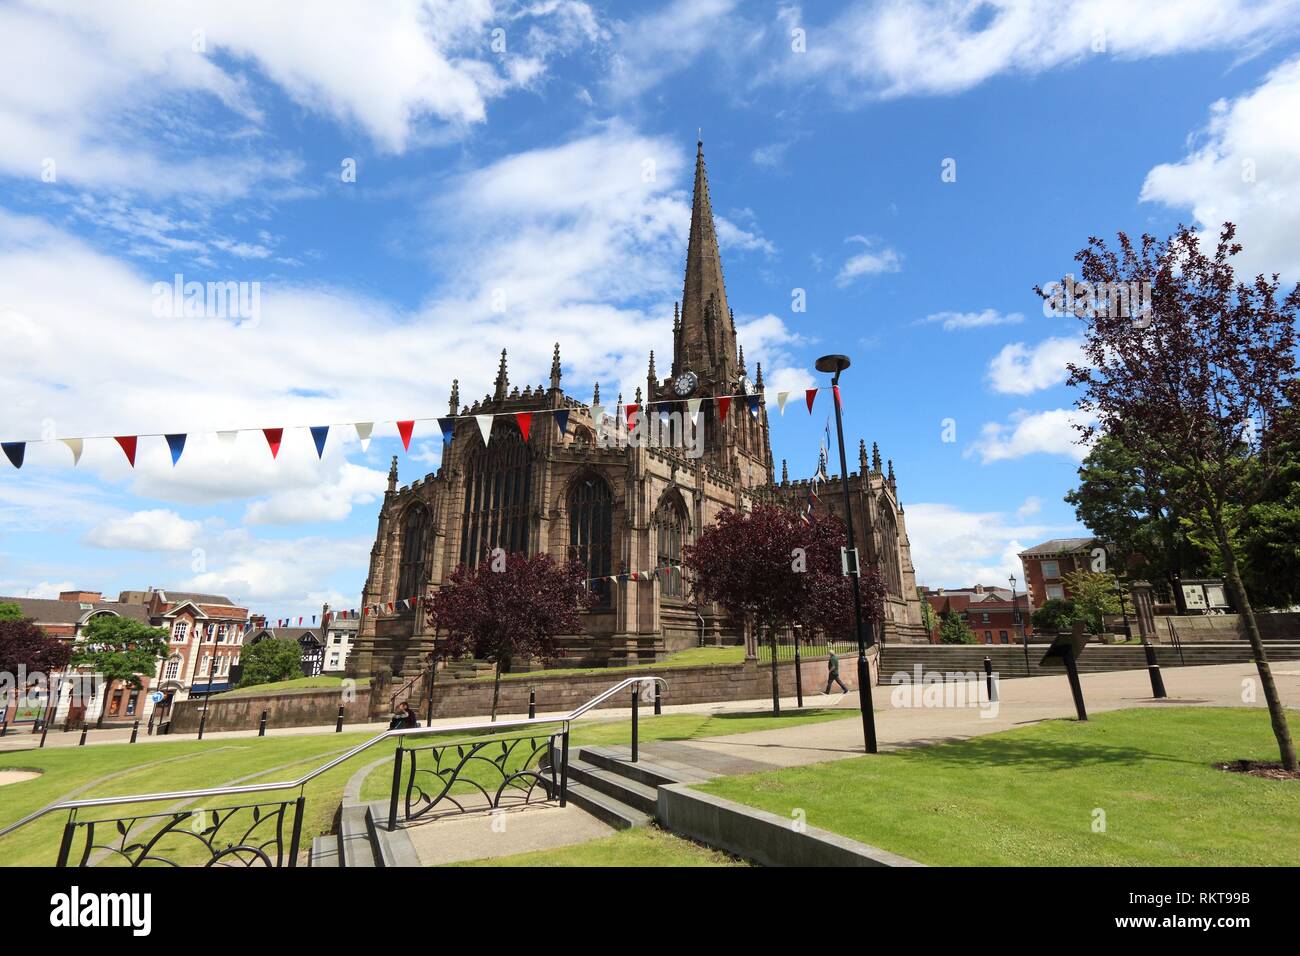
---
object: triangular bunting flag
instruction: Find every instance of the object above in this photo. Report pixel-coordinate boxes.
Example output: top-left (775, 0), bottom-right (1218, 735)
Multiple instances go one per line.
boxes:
top-left (625, 404), bottom-right (640, 432)
top-left (61, 438), bottom-right (83, 465)
top-left (686, 398), bottom-right (703, 425)
top-left (833, 384), bottom-right (842, 409)
top-left (263, 428), bottom-right (283, 459)
top-left (776, 392), bottom-right (790, 414)
top-left (165, 433), bottom-right (186, 466)
top-left (216, 431), bottom-right (237, 463)
top-left (747, 394), bottom-right (762, 419)
top-left (397, 420), bottom-right (414, 451)
top-left (310, 426), bottom-right (329, 459)
top-left (591, 404), bottom-right (604, 425)
top-left (515, 411), bottom-right (533, 443)
top-left (475, 415), bottom-right (493, 445)
top-left (554, 408), bottom-right (570, 437)
top-left (355, 422), bottom-right (374, 451)
top-left (805, 388), bottom-right (817, 413)
top-left (437, 418), bottom-right (455, 445)
top-left (1, 442), bottom-right (25, 469)
top-left (115, 436), bottom-right (138, 467)
top-left (717, 396), bottom-right (732, 420)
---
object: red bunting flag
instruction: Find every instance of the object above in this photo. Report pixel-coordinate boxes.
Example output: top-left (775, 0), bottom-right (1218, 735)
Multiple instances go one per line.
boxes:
top-left (114, 436), bottom-right (138, 467)
top-left (717, 396), bottom-right (732, 420)
top-left (805, 389), bottom-right (817, 413)
top-left (515, 411), bottom-right (532, 443)
top-left (263, 428), bottom-right (283, 459)
top-left (833, 385), bottom-right (842, 409)
top-left (625, 404), bottom-right (639, 432)
top-left (397, 420), bottom-right (414, 451)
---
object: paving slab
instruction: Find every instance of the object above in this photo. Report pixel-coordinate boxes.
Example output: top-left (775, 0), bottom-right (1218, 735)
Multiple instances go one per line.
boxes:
top-left (402, 802), bottom-right (615, 866)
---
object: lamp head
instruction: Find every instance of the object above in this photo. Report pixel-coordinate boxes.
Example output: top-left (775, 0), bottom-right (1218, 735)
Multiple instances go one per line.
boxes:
top-left (815, 354), bottom-right (851, 375)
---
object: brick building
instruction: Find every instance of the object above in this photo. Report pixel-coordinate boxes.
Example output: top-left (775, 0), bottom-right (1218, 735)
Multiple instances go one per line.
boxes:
top-left (1017, 537), bottom-right (1102, 609)
top-left (920, 584), bottom-right (1032, 644)
top-left (349, 141), bottom-right (927, 680)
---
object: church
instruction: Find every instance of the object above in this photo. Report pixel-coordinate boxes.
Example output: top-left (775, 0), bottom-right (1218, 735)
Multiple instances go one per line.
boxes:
top-left (347, 142), bottom-right (927, 679)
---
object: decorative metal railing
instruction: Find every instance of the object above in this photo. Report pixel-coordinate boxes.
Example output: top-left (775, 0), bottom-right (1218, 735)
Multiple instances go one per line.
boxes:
top-left (396, 730), bottom-right (560, 824)
top-left (56, 798), bottom-right (305, 868)
top-left (0, 675), bottom-right (667, 866)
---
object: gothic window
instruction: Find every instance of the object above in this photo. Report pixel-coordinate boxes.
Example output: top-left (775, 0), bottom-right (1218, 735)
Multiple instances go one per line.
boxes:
top-left (569, 474), bottom-right (613, 608)
top-left (459, 425), bottom-right (533, 567)
top-left (396, 502), bottom-right (433, 602)
top-left (876, 497), bottom-right (903, 598)
top-left (656, 495), bottom-right (688, 599)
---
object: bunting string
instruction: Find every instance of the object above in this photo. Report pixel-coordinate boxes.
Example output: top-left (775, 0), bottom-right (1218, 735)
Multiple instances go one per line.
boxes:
top-left (0, 387), bottom-right (835, 469)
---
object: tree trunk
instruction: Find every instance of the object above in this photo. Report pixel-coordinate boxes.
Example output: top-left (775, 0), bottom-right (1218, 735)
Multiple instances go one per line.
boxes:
top-left (1212, 510), bottom-right (1297, 770)
top-left (491, 661), bottom-right (502, 724)
top-left (768, 623), bottom-right (780, 716)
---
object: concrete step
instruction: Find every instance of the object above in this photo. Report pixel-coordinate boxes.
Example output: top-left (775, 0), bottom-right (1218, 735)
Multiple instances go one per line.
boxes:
top-left (364, 802), bottom-right (422, 867)
top-left (309, 834), bottom-right (339, 868)
top-left (566, 758), bottom-right (659, 816)
top-left (578, 745), bottom-right (710, 788)
top-left (338, 803), bottom-right (379, 867)
top-left (564, 782), bottom-right (651, 830)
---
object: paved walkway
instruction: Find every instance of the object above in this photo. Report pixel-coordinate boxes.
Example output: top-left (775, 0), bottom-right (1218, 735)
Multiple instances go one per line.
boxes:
top-left (404, 803), bottom-right (614, 866)
top-left (659, 661), bottom-right (1300, 771)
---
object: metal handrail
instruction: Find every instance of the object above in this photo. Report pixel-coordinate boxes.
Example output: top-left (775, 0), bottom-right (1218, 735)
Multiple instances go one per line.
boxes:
top-left (0, 675), bottom-right (666, 839)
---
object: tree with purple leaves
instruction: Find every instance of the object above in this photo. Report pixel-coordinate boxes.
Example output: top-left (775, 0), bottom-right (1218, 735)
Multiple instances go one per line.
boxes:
top-left (427, 551), bottom-right (592, 722)
top-left (684, 503), bottom-right (886, 715)
top-left (1056, 222), bottom-right (1298, 769)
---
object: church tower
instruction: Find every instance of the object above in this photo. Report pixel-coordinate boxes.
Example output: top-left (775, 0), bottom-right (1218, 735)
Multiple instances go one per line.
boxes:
top-left (655, 140), bottom-right (769, 485)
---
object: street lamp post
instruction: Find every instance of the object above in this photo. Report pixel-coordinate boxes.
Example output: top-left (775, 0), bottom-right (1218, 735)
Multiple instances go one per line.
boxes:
top-left (815, 354), bottom-right (877, 755)
top-left (1010, 575), bottom-right (1027, 677)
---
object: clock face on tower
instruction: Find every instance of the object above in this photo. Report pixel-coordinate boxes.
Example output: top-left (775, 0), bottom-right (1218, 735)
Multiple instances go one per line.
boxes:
top-left (673, 370), bottom-right (698, 396)
top-left (739, 376), bottom-right (755, 395)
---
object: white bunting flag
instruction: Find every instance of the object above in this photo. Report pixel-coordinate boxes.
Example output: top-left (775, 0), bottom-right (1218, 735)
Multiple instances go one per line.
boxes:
top-left (776, 392), bottom-right (790, 415)
top-left (686, 398), bottom-right (703, 425)
top-left (591, 404), bottom-right (604, 425)
top-left (216, 430), bottom-right (238, 462)
top-left (354, 422), bottom-right (374, 452)
top-left (475, 414), bottom-right (493, 445)
top-left (60, 438), bottom-right (83, 465)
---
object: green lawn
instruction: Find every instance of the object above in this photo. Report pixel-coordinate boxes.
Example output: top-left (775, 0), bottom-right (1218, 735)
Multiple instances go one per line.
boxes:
top-left (1, 704), bottom-right (852, 866)
top-left (452, 825), bottom-right (746, 867)
top-left (220, 675), bottom-right (371, 697)
top-left (699, 707), bottom-right (1300, 866)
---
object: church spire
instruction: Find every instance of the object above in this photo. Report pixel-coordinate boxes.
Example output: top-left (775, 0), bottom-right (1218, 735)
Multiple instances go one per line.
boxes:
top-left (387, 455), bottom-right (398, 493)
top-left (493, 349), bottom-right (509, 401)
top-left (679, 138), bottom-right (734, 384)
top-left (448, 379), bottom-right (460, 416)
top-left (550, 343), bottom-right (562, 390)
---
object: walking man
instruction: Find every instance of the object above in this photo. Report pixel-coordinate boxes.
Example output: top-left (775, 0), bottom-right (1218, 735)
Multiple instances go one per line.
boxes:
top-left (824, 647), bottom-right (848, 694)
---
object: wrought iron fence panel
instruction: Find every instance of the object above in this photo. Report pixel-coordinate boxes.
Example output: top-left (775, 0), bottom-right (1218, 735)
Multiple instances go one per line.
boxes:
top-left (401, 731), bottom-right (559, 822)
top-left (56, 797), bottom-right (305, 868)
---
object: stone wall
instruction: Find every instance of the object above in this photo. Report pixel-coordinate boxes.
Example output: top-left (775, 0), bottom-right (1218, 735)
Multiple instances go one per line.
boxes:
top-left (1154, 612), bottom-right (1300, 643)
top-left (168, 684), bottom-right (372, 734)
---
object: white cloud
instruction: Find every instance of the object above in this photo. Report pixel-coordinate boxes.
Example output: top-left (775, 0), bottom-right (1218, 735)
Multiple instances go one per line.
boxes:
top-left (920, 309), bottom-right (1024, 331)
top-left (966, 408), bottom-right (1093, 463)
top-left (84, 509), bottom-right (202, 551)
top-left (780, 0), bottom-right (1300, 100)
top-left (1016, 496), bottom-right (1042, 518)
top-left (836, 235), bottom-right (901, 286)
top-left (906, 501), bottom-right (1082, 587)
top-left (244, 462), bottom-right (388, 525)
top-left (0, 0), bottom-right (600, 195)
top-left (606, 0), bottom-right (741, 100)
top-left (986, 336), bottom-right (1083, 394)
top-left (0, 579), bottom-right (78, 600)
top-left (1141, 55), bottom-right (1300, 281)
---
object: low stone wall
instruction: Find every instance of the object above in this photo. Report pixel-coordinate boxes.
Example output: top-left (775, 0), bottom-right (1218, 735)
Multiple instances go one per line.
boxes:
top-left (1155, 612), bottom-right (1300, 643)
top-left (168, 685), bottom-right (372, 734)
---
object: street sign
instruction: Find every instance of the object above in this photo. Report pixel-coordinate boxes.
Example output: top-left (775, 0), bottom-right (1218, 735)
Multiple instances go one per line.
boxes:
top-left (149, 691), bottom-right (164, 704)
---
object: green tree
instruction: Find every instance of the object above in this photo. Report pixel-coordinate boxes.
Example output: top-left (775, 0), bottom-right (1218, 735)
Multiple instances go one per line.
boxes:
top-left (1062, 569), bottom-right (1124, 633)
top-left (237, 638), bottom-right (304, 688)
top-left (1031, 598), bottom-right (1077, 634)
top-left (918, 590), bottom-right (939, 640)
top-left (0, 601), bottom-right (25, 622)
top-left (1065, 434), bottom-right (1208, 591)
top-left (70, 616), bottom-right (168, 726)
top-left (938, 611), bottom-right (977, 645)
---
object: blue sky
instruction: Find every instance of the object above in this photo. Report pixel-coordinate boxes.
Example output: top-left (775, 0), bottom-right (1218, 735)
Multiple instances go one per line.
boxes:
top-left (1, 0), bottom-right (1299, 619)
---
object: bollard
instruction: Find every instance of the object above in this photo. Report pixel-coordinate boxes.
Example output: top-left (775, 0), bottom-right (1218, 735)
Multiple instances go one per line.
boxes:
top-left (654, 683), bottom-right (662, 716)
top-left (528, 688), bottom-right (536, 720)
top-left (0, 715), bottom-right (7, 737)
top-left (258, 710), bottom-right (268, 737)
top-left (147, 714), bottom-right (155, 736)
top-left (130, 719), bottom-right (139, 744)
top-left (78, 725), bottom-right (88, 747)
top-left (335, 705), bottom-right (345, 733)
top-left (983, 656), bottom-right (998, 703)
top-left (197, 716), bottom-right (206, 741)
